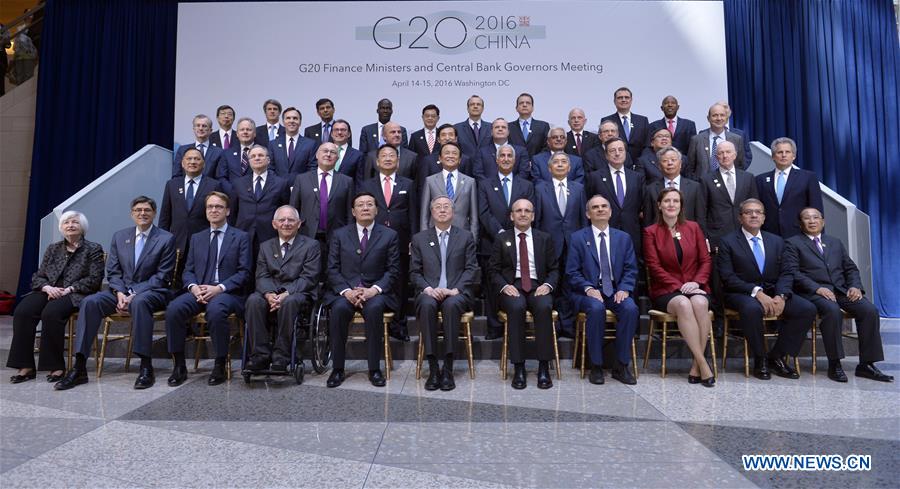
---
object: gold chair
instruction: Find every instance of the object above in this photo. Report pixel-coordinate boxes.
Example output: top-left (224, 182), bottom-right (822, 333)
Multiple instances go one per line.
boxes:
top-left (415, 311), bottom-right (476, 380)
top-left (573, 311), bottom-right (639, 379)
top-left (809, 309), bottom-right (855, 375)
top-left (497, 310), bottom-right (561, 380)
top-left (348, 311), bottom-right (394, 379)
top-left (644, 309), bottom-right (718, 378)
top-left (722, 308), bottom-right (801, 377)
top-left (186, 313), bottom-right (244, 380)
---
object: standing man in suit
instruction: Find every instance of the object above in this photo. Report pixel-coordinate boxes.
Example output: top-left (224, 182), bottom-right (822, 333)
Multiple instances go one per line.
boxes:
top-left (531, 127), bottom-right (585, 184)
top-left (508, 93), bottom-right (549, 158)
top-left (410, 196), bottom-right (479, 390)
top-left (637, 127), bottom-right (682, 185)
top-left (230, 145), bottom-right (291, 260)
top-left (716, 198), bottom-right (816, 380)
top-left (701, 141), bottom-right (758, 249)
top-left (535, 153), bottom-right (587, 338)
top-left (474, 118), bottom-right (530, 180)
top-left (586, 138), bottom-right (645, 258)
top-left (686, 103), bottom-right (747, 179)
top-left (566, 107), bottom-right (600, 158)
top-left (718, 101), bottom-right (754, 168)
top-left (269, 107), bottom-right (318, 180)
top-left (218, 117), bottom-right (258, 194)
top-left (756, 137), bottom-right (824, 238)
top-left (359, 98), bottom-right (408, 156)
top-left (489, 198), bottom-right (558, 389)
top-left (330, 119), bottom-right (364, 180)
top-left (325, 192), bottom-right (400, 388)
top-left (642, 147), bottom-right (706, 228)
top-left (583, 120), bottom-right (631, 173)
top-left (478, 145), bottom-right (536, 339)
top-left (416, 124), bottom-right (476, 191)
top-left (648, 95), bottom-right (697, 155)
top-left (361, 122), bottom-right (419, 182)
top-left (210, 105), bottom-right (237, 150)
top-left (255, 98), bottom-right (284, 146)
top-left (359, 144), bottom-right (419, 342)
top-left (454, 95), bottom-right (492, 160)
top-left (304, 98), bottom-right (335, 147)
top-left (56, 196), bottom-right (176, 390)
top-left (566, 195), bottom-right (639, 385)
top-left (408, 104), bottom-right (441, 159)
top-left (602, 87), bottom-right (650, 161)
top-left (159, 147), bottom-right (221, 256)
top-left (243, 205), bottom-right (320, 377)
top-left (173, 114), bottom-right (225, 179)
top-left (165, 192), bottom-right (251, 386)
top-left (785, 208), bottom-right (891, 382)
top-left (420, 142), bottom-right (479, 242)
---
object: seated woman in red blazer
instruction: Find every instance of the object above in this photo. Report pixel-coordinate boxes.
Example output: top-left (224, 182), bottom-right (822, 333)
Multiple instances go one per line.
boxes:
top-left (643, 188), bottom-right (715, 386)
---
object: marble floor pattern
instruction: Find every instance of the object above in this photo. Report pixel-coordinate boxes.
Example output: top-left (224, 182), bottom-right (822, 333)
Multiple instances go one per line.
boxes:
top-left (1, 318), bottom-right (898, 488)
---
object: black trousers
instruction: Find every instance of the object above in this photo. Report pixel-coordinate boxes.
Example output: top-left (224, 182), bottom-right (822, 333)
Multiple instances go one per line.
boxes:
top-left (7, 293), bottom-right (75, 371)
top-left (808, 293), bottom-right (883, 362)
top-left (245, 292), bottom-right (309, 364)
top-left (478, 254), bottom-right (502, 333)
top-left (499, 280), bottom-right (554, 363)
top-left (725, 293), bottom-right (816, 357)
top-left (329, 294), bottom-right (388, 371)
top-left (416, 293), bottom-right (470, 356)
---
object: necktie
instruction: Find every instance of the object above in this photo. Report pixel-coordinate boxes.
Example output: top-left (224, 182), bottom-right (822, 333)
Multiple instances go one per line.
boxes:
top-left (776, 171), bottom-right (786, 203)
top-left (322, 123), bottom-right (331, 143)
top-left (725, 170), bottom-right (736, 202)
top-left (360, 227), bottom-right (369, 254)
top-left (472, 122), bottom-right (479, 143)
top-left (518, 232), bottom-right (532, 293)
top-left (667, 119), bottom-right (675, 135)
top-left (383, 175), bottom-right (392, 206)
top-left (134, 232), bottom-right (145, 265)
top-left (241, 147), bottom-right (249, 175)
top-left (205, 230), bottom-right (220, 284)
top-left (557, 182), bottom-right (567, 215)
top-left (254, 176), bottom-right (263, 199)
top-left (751, 236), bottom-right (765, 273)
top-left (288, 137), bottom-right (295, 160)
top-left (377, 124), bottom-right (385, 147)
top-left (268, 125), bottom-right (276, 141)
top-left (335, 146), bottom-right (344, 172)
top-left (622, 116), bottom-right (630, 141)
top-left (318, 172), bottom-right (328, 231)
top-left (575, 133), bottom-right (582, 155)
top-left (710, 136), bottom-right (720, 172)
top-left (197, 143), bottom-right (206, 157)
top-left (186, 179), bottom-right (196, 210)
top-left (446, 173), bottom-right (455, 199)
top-left (522, 120), bottom-right (530, 141)
top-left (281, 241), bottom-right (291, 259)
top-left (814, 236), bottom-right (824, 255)
top-left (438, 231), bottom-right (448, 289)
top-left (427, 130), bottom-right (435, 153)
top-left (598, 232), bottom-right (614, 297)
top-left (502, 177), bottom-right (510, 206)
top-left (223, 132), bottom-right (230, 149)
top-left (667, 180), bottom-right (676, 189)
top-left (615, 170), bottom-right (625, 207)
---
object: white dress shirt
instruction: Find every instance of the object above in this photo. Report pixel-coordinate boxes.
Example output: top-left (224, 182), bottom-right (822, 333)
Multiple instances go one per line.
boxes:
top-left (608, 164), bottom-right (628, 195)
top-left (742, 227), bottom-right (766, 297)
top-left (591, 224), bottom-right (614, 285)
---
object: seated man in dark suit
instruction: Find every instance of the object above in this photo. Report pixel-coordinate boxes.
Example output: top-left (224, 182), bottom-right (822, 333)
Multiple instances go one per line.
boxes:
top-left (56, 196), bottom-right (176, 391)
top-left (508, 92), bottom-right (549, 158)
top-left (410, 196), bottom-right (479, 391)
top-left (474, 118), bottom-right (530, 180)
top-left (408, 104), bottom-right (441, 158)
top-left (647, 95), bottom-right (697, 155)
top-left (489, 199), bottom-right (558, 390)
top-left (566, 107), bottom-right (600, 158)
top-left (359, 98), bottom-right (408, 156)
top-left (304, 97), bottom-right (335, 147)
top-left (642, 146), bottom-right (706, 228)
top-left (586, 138), bottom-right (645, 259)
top-left (159, 147), bottom-right (221, 257)
top-left (416, 123), bottom-right (476, 191)
top-left (637, 127), bottom-right (681, 184)
top-left (254, 98), bottom-right (284, 146)
top-left (784, 208), bottom-right (891, 382)
top-left (325, 192), bottom-right (400, 388)
top-left (268, 106), bottom-right (318, 181)
top-left (756, 137), bottom-right (824, 238)
top-left (230, 145), bottom-right (291, 260)
top-left (218, 117), bottom-right (258, 194)
top-left (172, 114), bottom-right (225, 178)
top-left (601, 87), bottom-right (650, 161)
top-left (210, 104), bottom-right (237, 150)
top-left (244, 205), bottom-right (320, 378)
top-left (531, 127), bottom-right (585, 184)
top-left (566, 195), bottom-right (639, 385)
top-left (330, 119), bottom-right (364, 180)
top-left (716, 198), bottom-right (816, 380)
top-left (165, 191), bottom-right (251, 386)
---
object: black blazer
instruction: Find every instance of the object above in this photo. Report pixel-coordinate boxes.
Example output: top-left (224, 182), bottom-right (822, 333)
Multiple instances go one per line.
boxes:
top-left (602, 112), bottom-right (650, 160)
top-left (565, 130), bottom-right (600, 158)
top-left (255, 124), bottom-right (285, 147)
top-left (359, 174), bottom-right (419, 245)
top-left (642, 177), bottom-right (706, 229)
top-left (209, 130), bottom-right (238, 149)
top-left (407, 128), bottom-right (440, 158)
top-left (648, 117), bottom-right (697, 154)
top-left (488, 227), bottom-right (559, 293)
top-left (700, 168), bottom-right (758, 246)
top-left (507, 118), bottom-right (550, 158)
top-left (159, 176), bottom-right (222, 252)
top-left (474, 144), bottom-right (530, 181)
top-left (756, 167), bottom-right (824, 238)
top-left (586, 165), bottom-right (645, 256)
top-left (716, 229), bottom-right (792, 297)
top-left (477, 174), bottom-right (535, 255)
top-left (325, 223), bottom-right (400, 310)
top-left (784, 233), bottom-right (863, 296)
top-left (31, 239), bottom-right (104, 307)
top-left (229, 170), bottom-right (291, 245)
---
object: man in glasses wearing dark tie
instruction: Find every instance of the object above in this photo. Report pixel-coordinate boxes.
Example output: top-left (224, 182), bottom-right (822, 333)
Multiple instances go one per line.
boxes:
top-left (230, 145), bottom-right (291, 264)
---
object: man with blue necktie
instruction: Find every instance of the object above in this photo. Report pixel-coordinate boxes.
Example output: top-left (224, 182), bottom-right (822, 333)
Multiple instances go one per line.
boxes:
top-left (601, 87), bottom-right (650, 161)
top-left (255, 99), bottom-right (285, 146)
top-left (172, 114), bottom-right (225, 179)
top-left (756, 137), bottom-right (824, 238)
top-left (508, 93), bottom-right (550, 158)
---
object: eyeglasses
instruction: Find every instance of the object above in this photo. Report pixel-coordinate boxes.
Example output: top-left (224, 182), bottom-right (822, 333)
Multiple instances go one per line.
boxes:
top-left (742, 209), bottom-right (765, 215)
top-left (206, 204), bottom-right (226, 210)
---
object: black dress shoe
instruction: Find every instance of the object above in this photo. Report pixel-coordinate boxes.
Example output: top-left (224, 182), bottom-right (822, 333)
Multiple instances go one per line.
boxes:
top-left (424, 368), bottom-right (441, 391)
top-left (10, 371), bottom-right (36, 384)
top-left (54, 369), bottom-right (88, 390)
top-left (827, 361), bottom-right (848, 383)
top-left (208, 364), bottom-right (227, 386)
top-left (769, 356), bottom-right (799, 379)
top-left (369, 369), bottom-right (386, 387)
top-left (556, 329), bottom-right (576, 340)
top-left (855, 363), bottom-right (894, 382)
top-left (326, 369), bottom-right (345, 388)
top-left (134, 367), bottom-right (155, 389)
top-left (270, 361), bottom-right (287, 372)
top-left (440, 368), bottom-right (456, 391)
top-left (537, 365), bottom-right (553, 389)
top-left (167, 365), bottom-right (188, 387)
top-left (687, 375), bottom-right (701, 384)
top-left (511, 364), bottom-right (527, 389)
top-left (700, 376), bottom-right (716, 388)
top-left (46, 371), bottom-right (65, 383)
top-left (589, 366), bottom-right (605, 385)
top-left (484, 330), bottom-right (503, 341)
top-left (389, 330), bottom-right (410, 342)
top-left (245, 358), bottom-right (269, 372)
top-left (754, 357), bottom-right (771, 380)
top-left (612, 364), bottom-right (637, 385)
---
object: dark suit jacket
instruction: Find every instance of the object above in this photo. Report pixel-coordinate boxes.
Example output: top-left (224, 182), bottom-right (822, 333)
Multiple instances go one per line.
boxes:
top-left (641, 177), bottom-right (706, 229)
top-left (159, 176), bottom-right (221, 252)
top-left (602, 112), bottom-right (650, 160)
top-left (728, 127), bottom-right (753, 167)
top-left (636, 148), bottom-right (681, 184)
top-left (508, 118), bottom-right (549, 157)
top-left (409, 226), bottom-right (479, 296)
top-left (173, 143), bottom-right (225, 179)
top-left (408, 128), bottom-right (440, 158)
top-left (534, 180), bottom-right (587, 258)
top-left (31, 239), bottom-right (104, 307)
top-left (209, 129), bottom-right (238, 149)
top-left (566, 226), bottom-right (637, 295)
top-left (648, 117), bottom-right (697, 154)
top-left (230, 170), bottom-right (291, 245)
top-left (686, 130), bottom-right (746, 179)
top-left (106, 226), bottom-right (176, 296)
top-left (642, 221), bottom-right (711, 299)
top-left (359, 122), bottom-right (408, 156)
top-left (488, 227), bottom-right (559, 293)
top-left (182, 225), bottom-right (251, 295)
top-left (359, 174), bottom-right (418, 245)
top-left (268, 133), bottom-right (318, 180)
top-left (700, 168), bottom-right (758, 246)
top-left (474, 144), bottom-right (530, 181)
top-left (255, 123), bottom-right (285, 147)
top-left (477, 174), bottom-right (535, 255)
top-left (361, 146), bottom-right (418, 183)
top-left (530, 151), bottom-right (585, 184)
top-left (586, 166), bottom-right (645, 257)
top-left (218, 144), bottom-right (253, 194)
top-left (565, 130), bottom-right (600, 158)
top-left (304, 121), bottom-right (332, 146)
top-left (784, 233), bottom-right (863, 296)
top-left (334, 145), bottom-right (364, 180)
top-left (255, 234), bottom-right (320, 301)
top-left (454, 119), bottom-right (492, 160)
top-left (716, 229), bottom-right (792, 297)
top-left (325, 223), bottom-right (400, 309)
top-left (582, 145), bottom-right (636, 174)
top-left (756, 167), bottom-right (824, 238)
top-left (290, 170), bottom-right (354, 239)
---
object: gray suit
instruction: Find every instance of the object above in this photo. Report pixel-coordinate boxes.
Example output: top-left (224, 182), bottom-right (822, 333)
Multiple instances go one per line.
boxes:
top-left (700, 168), bottom-right (758, 247)
top-left (685, 130), bottom-right (747, 179)
top-left (420, 171), bottom-right (479, 243)
top-left (244, 235), bottom-right (321, 364)
top-left (410, 226), bottom-right (479, 356)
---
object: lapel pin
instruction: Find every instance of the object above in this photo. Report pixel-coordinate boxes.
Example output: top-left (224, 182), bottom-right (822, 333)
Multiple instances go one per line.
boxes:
top-left (493, 187), bottom-right (499, 191)
top-left (274, 253), bottom-right (280, 259)
top-left (178, 188), bottom-right (184, 194)
top-left (126, 239), bottom-right (131, 244)
top-left (716, 183), bottom-right (721, 187)
top-left (766, 177), bottom-right (771, 182)
top-left (713, 179), bottom-right (719, 184)
top-left (505, 241), bottom-right (512, 247)
top-left (429, 241), bottom-right (435, 247)
top-left (313, 187), bottom-right (318, 192)
top-left (278, 143), bottom-right (283, 148)
top-left (602, 177), bottom-right (607, 182)
top-left (233, 151), bottom-right (237, 156)
top-left (586, 241), bottom-right (590, 246)
top-left (356, 249), bottom-right (362, 254)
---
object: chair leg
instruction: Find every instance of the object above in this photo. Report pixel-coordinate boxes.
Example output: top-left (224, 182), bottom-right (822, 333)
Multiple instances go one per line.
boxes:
top-left (67, 316), bottom-right (75, 371)
top-left (742, 337), bottom-right (749, 377)
top-left (551, 322), bottom-right (561, 380)
top-left (811, 320), bottom-right (817, 375)
top-left (124, 322), bottom-right (135, 373)
top-left (643, 320), bottom-right (655, 369)
top-left (383, 319), bottom-right (392, 380)
top-left (415, 330), bottom-right (424, 380)
top-left (722, 319), bottom-right (729, 372)
top-left (709, 330), bottom-right (718, 379)
top-left (464, 320), bottom-right (475, 379)
top-left (572, 318), bottom-right (581, 369)
top-left (793, 356), bottom-right (800, 375)
top-left (631, 338), bottom-right (638, 379)
top-left (501, 319), bottom-right (509, 380)
top-left (580, 321), bottom-right (588, 379)
top-left (661, 322), bottom-right (668, 378)
top-left (98, 319), bottom-right (111, 378)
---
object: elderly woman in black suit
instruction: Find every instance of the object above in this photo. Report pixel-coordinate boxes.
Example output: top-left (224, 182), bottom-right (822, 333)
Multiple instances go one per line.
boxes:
top-left (8, 210), bottom-right (104, 383)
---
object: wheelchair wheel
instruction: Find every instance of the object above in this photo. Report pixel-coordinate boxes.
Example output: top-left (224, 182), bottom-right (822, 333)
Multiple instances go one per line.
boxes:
top-left (310, 302), bottom-right (331, 374)
top-left (293, 364), bottom-right (305, 385)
